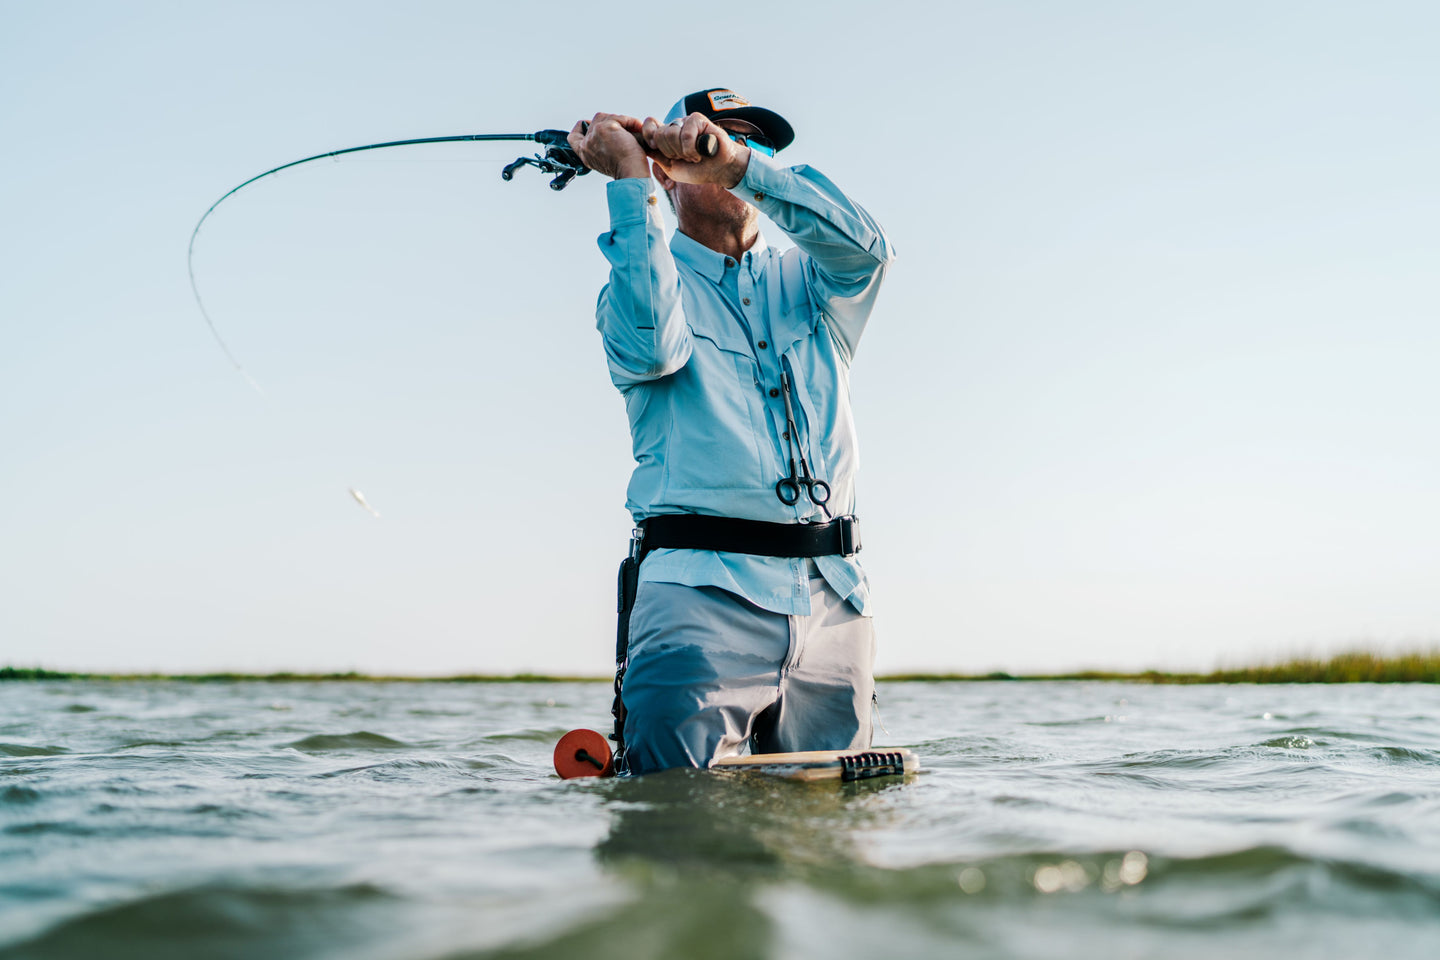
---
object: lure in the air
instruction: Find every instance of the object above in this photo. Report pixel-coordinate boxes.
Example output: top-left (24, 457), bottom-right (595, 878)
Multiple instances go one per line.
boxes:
top-left (349, 488), bottom-right (381, 519)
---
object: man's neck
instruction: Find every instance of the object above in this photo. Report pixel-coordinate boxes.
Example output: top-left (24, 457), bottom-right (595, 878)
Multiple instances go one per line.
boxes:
top-left (676, 218), bottom-right (761, 262)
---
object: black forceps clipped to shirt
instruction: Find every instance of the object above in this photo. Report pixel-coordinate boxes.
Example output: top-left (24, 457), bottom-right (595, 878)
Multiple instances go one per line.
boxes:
top-left (774, 370), bottom-right (832, 518)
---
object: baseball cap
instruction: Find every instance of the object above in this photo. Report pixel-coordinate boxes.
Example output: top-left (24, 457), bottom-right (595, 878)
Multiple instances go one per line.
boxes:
top-left (663, 88), bottom-right (795, 152)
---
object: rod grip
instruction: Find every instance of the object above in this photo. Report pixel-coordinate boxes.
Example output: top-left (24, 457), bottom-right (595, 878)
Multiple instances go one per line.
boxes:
top-left (565, 125), bottom-right (716, 158)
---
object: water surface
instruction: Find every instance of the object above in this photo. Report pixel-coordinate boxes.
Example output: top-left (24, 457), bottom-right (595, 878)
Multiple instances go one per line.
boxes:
top-left (3, 680), bottom-right (1438, 958)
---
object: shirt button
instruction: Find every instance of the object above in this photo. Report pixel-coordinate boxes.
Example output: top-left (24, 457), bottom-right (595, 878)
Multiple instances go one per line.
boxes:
top-left (742, 297), bottom-right (751, 306)
top-left (757, 340), bottom-right (768, 349)
top-left (754, 192), bottom-right (765, 201)
top-left (769, 387), bottom-right (780, 397)
top-left (646, 194), bottom-right (658, 205)
top-left (725, 257), bottom-right (736, 268)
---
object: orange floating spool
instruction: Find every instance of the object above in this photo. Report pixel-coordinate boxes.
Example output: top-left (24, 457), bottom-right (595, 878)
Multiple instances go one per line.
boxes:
top-left (554, 728), bottom-right (614, 779)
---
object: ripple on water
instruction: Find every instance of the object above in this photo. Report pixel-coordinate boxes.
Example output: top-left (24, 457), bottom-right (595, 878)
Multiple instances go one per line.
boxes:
top-left (0, 744), bottom-right (68, 758)
top-left (4, 882), bottom-right (402, 958)
top-left (845, 844), bottom-right (1440, 922)
top-left (1257, 735), bottom-right (1318, 750)
top-left (112, 730), bottom-right (263, 751)
top-left (1356, 790), bottom-right (1428, 808)
top-left (1371, 745), bottom-right (1440, 764)
top-left (1086, 769), bottom-right (1181, 791)
top-left (282, 732), bottom-right (410, 752)
top-left (311, 757), bottom-right (469, 780)
top-left (1131, 845), bottom-right (1440, 926)
top-left (3, 821), bottom-right (98, 838)
top-left (0, 785), bottom-right (42, 805)
top-left (1284, 725), bottom-right (1403, 744)
top-left (914, 734), bottom-right (1058, 767)
top-left (460, 727), bottom-right (573, 746)
top-left (1111, 749), bottom-right (1238, 770)
top-left (1024, 715), bottom-right (1118, 727)
top-left (457, 754), bottom-right (525, 773)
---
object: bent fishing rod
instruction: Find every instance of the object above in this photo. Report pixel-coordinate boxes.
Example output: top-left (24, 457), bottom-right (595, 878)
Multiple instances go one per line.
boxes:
top-left (188, 127), bottom-right (716, 392)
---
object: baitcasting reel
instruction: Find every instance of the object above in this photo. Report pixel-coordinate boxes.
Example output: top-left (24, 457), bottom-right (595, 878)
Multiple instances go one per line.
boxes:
top-left (501, 129), bottom-right (591, 191)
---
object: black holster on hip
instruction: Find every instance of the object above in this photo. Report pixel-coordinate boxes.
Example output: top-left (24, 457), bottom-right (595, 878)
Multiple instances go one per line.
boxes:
top-left (609, 532), bottom-right (645, 768)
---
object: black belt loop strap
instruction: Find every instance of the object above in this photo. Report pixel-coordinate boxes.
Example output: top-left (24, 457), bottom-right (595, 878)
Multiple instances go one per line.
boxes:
top-left (639, 514), bottom-right (861, 558)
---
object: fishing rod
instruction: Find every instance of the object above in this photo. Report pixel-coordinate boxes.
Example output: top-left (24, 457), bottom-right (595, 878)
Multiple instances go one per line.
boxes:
top-left (188, 126), bottom-right (718, 391)
top-left (186, 124), bottom-right (719, 519)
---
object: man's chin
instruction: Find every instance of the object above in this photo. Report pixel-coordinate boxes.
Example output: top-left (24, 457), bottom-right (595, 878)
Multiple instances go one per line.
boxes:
top-left (691, 185), bottom-right (755, 222)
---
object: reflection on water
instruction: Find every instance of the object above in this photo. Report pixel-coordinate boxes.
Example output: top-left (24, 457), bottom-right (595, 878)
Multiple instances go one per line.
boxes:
top-left (462, 770), bottom-right (905, 960)
top-left (2, 680), bottom-right (1440, 959)
top-left (597, 767), bottom-right (890, 870)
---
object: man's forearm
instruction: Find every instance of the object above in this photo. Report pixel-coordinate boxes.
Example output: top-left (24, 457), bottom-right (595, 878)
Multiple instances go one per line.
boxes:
top-left (729, 153), bottom-right (893, 362)
top-left (595, 180), bottom-right (692, 385)
top-left (735, 152), bottom-right (893, 278)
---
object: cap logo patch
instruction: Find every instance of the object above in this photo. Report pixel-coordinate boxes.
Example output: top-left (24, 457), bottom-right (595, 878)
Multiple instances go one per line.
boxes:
top-left (707, 89), bottom-right (750, 111)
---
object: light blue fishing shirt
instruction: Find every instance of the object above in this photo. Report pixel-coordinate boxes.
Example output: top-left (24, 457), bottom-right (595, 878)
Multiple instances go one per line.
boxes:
top-left (595, 151), bottom-right (893, 616)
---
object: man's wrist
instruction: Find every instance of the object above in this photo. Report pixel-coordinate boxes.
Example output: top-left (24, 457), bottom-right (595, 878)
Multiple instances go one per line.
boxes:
top-left (615, 159), bottom-right (651, 181)
top-left (720, 149), bottom-right (751, 189)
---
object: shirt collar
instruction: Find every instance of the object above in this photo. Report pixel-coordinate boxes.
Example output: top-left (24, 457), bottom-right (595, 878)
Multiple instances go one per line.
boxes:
top-left (670, 229), bottom-right (769, 284)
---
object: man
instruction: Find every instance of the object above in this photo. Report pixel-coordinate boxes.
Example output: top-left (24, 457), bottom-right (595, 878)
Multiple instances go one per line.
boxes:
top-left (568, 88), bottom-right (894, 776)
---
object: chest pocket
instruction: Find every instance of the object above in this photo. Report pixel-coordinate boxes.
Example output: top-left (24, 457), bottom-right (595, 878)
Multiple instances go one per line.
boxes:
top-left (661, 324), bottom-right (768, 493)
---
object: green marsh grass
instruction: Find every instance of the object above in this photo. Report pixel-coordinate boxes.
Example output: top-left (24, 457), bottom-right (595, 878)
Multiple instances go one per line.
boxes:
top-left (5, 650), bottom-right (1438, 683)
top-left (881, 649), bottom-right (1440, 684)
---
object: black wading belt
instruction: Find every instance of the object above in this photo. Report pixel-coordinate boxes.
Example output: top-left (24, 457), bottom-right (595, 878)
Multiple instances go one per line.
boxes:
top-left (609, 515), bottom-right (862, 769)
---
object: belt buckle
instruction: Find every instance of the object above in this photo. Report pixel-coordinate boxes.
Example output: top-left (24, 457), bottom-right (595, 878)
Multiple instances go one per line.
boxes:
top-left (838, 516), bottom-right (861, 557)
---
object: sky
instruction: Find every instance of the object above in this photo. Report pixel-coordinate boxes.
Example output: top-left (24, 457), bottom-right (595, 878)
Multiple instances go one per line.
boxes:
top-left (2, 1), bottom-right (1438, 677)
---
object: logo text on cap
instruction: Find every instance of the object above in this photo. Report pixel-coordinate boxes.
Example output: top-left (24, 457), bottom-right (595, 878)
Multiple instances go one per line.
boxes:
top-left (707, 89), bottom-right (750, 111)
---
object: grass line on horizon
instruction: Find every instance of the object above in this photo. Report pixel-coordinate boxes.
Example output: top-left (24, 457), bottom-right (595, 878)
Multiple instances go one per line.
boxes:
top-left (5, 650), bottom-right (1439, 684)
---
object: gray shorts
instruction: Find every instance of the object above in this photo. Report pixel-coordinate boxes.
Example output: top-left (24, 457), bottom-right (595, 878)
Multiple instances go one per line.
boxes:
top-left (620, 567), bottom-right (875, 776)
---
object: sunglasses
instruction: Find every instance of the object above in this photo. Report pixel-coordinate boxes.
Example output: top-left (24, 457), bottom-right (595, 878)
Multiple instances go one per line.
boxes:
top-left (725, 131), bottom-right (776, 157)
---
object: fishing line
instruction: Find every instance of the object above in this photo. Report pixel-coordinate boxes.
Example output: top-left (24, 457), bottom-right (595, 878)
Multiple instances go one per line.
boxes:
top-left (187, 126), bottom-right (716, 391)
top-left (186, 128), bottom-right (605, 519)
top-left (185, 126), bottom-right (716, 515)
top-left (186, 132), bottom-right (559, 395)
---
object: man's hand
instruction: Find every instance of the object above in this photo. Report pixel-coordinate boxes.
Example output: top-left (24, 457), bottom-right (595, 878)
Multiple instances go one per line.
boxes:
top-left (641, 113), bottom-right (750, 189)
top-left (568, 113), bottom-right (651, 181)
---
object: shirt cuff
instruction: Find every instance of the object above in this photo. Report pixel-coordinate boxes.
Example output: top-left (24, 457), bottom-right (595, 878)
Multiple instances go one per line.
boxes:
top-left (729, 149), bottom-right (785, 206)
top-left (606, 177), bottom-right (659, 228)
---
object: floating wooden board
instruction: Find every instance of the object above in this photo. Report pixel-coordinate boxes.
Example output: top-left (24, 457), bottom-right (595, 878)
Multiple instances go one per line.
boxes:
top-left (711, 748), bottom-right (919, 782)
